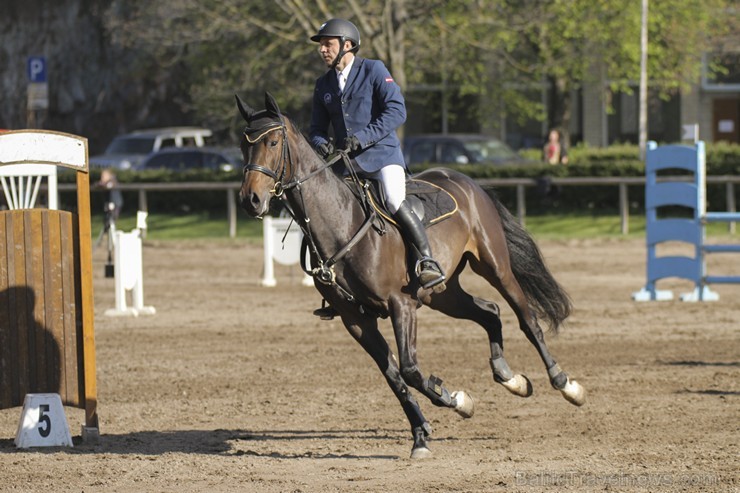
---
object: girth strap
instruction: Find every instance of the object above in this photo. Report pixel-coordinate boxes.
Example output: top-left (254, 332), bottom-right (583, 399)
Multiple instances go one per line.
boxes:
top-left (324, 209), bottom-right (376, 271)
top-left (301, 209), bottom-right (377, 290)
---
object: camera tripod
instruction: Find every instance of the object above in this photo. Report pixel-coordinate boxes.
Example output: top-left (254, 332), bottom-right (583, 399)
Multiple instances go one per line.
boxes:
top-left (95, 202), bottom-right (118, 277)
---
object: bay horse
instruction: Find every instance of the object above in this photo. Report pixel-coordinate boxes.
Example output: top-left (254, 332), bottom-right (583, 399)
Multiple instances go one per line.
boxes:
top-left (237, 92), bottom-right (585, 459)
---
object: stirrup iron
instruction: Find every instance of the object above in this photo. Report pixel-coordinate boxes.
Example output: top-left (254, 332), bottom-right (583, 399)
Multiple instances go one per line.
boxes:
top-left (415, 256), bottom-right (446, 290)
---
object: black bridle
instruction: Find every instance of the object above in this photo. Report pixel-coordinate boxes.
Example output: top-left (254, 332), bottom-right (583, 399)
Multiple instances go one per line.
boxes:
top-left (242, 119), bottom-right (339, 198)
top-left (242, 121), bottom-right (290, 196)
top-left (241, 120), bottom-right (376, 303)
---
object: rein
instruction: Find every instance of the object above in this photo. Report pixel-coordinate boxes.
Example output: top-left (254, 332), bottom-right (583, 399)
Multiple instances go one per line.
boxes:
top-left (243, 125), bottom-right (376, 303)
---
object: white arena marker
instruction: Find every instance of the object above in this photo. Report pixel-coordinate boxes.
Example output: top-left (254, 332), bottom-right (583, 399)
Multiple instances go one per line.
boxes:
top-left (261, 215), bottom-right (313, 287)
top-left (105, 226), bottom-right (156, 317)
top-left (15, 393), bottom-right (73, 448)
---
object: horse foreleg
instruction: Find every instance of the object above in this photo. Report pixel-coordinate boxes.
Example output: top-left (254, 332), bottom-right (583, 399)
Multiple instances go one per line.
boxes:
top-left (388, 296), bottom-right (474, 420)
top-left (340, 312), bottom-right (433, 458)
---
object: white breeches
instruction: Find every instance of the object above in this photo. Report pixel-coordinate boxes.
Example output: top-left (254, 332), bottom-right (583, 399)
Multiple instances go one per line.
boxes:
top-left (367, 164), bottom-right (406, 214)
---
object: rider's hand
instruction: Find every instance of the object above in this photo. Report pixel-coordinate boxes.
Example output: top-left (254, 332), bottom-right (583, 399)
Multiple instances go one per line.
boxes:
top-left (345, 135), bottom-right (361, 152)
top-left (317, 142), bottom-right (334, 159)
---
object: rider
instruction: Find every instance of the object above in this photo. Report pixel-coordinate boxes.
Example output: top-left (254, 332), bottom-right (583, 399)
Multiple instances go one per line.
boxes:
top-left (308, 18), bottom-right (446, 304)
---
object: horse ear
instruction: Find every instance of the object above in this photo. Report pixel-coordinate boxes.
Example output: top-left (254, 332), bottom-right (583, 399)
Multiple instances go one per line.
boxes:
top-left (234, 94), bottom-right (254, 122)
top-left (264, 92), bottom-right (281, 117)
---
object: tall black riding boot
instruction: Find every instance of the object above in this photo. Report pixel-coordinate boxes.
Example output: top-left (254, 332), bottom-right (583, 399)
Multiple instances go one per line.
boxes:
top-left (393, 201), bottom-right (446, 292)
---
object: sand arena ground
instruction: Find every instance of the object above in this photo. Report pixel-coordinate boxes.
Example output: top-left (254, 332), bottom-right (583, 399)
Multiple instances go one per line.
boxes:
top-left (0, 236), bottom-right (738, 492)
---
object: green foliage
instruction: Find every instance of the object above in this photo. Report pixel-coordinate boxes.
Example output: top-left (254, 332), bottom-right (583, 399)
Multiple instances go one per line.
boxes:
top-left (506, 142), bottom-right (739, 175)
top-left (104, 0), bottom-right (737, 140)
top-left (707, 141), bottom-right (740, 172)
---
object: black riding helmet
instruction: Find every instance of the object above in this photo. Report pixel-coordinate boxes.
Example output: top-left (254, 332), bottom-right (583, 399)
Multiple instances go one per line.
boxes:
top-left (310, 18), bottom-right (361, 69)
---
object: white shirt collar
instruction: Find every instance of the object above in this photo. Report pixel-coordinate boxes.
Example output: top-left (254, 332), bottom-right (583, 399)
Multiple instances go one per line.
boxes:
top-left (336, 56), bottom-right (355, 82)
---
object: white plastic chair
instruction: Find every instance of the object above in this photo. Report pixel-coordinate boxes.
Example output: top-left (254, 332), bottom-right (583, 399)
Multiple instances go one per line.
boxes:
top-left (0, 163), bottom-right (58, 209)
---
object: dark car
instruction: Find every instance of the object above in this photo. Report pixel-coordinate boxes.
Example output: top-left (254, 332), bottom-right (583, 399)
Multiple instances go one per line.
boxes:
top-left (136, 147), bottom-right (241, 172)
top-left (403, 133), bottom-right (530, 166)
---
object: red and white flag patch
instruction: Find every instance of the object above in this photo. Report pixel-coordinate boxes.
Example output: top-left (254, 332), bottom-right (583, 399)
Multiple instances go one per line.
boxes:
top-left (385, 77), bottom-right (394, 83)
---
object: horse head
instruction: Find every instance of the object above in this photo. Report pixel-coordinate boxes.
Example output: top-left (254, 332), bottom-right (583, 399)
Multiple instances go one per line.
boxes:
top-left (236, 92), bottom-right (291, 217)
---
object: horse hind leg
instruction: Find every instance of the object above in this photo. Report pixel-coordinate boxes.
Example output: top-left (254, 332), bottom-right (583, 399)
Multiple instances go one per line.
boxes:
top-left (480, 298), bottom-right (534, 398)
top-left (496, 287), bottom-right (584, 404)
top-left (427, 270), bottom-right (532, 399)
top-left (466, 250), bottom-right (585, 406)
top-left (499, 285), bottom-right (585, 406)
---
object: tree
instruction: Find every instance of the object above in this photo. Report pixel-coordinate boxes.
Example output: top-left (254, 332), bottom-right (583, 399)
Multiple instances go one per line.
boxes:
top-left (106, 0), bottom-right (437, 139)
top-left (105, 0), bottom-right (736, 145)
top-left (433, 0), bottom-right (737, 144)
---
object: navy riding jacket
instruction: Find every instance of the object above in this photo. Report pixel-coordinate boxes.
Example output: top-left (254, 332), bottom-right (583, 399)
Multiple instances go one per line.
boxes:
top-left (309, 56), bottom-right (407, 173)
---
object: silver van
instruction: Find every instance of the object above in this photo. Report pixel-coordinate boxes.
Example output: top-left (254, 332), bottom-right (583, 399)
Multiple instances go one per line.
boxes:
top-left (90, 127), bottom-right (213, 170)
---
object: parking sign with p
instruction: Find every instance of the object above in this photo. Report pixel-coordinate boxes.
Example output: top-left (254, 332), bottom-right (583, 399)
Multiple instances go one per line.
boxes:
top-left (27, 56), bottom-right (47, 83)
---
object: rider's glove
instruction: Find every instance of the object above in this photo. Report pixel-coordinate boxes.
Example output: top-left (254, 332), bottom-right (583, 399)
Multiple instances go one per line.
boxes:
top-left (317, 142), bottom-right (334, 159)
top-left (345, 135), bottom-right (362, 152)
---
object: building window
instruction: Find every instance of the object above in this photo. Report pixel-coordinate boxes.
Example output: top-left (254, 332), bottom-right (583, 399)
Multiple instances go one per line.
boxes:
top-left (702, 52), bottom-right (740, 91)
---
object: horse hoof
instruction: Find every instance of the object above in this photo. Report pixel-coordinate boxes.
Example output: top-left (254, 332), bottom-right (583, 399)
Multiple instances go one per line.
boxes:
top-left (500, 374), bottom-right (533, 397)
top-left (560, 379), bottom-right (586, 406)
top-left (451, 390), bottom-right (475, 419)
top-left (410, 446), bottom-right (432, 459)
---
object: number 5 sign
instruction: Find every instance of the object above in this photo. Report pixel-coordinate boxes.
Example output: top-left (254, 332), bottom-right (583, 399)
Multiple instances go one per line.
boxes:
top-left (14, 393), bottom-right (73, 448)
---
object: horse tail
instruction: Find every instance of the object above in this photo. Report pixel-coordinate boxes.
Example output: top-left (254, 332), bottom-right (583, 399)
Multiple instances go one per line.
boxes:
top-left (491, 195), bottom-right (572, 333)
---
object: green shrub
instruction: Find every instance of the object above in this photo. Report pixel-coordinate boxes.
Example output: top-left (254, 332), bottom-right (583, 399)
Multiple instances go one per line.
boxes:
top-left (410, 142), bottom-right (739, 213)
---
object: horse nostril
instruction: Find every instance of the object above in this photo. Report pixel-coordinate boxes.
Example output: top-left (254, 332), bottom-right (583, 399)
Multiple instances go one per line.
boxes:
top-left (238, 190), bottom-right (259, 211)
top-left (250, 192), bottom-right (262, 208)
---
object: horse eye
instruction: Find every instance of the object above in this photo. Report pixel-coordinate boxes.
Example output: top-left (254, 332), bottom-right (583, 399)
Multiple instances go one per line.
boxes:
top-left (269, 140), bottom-right (278, 147)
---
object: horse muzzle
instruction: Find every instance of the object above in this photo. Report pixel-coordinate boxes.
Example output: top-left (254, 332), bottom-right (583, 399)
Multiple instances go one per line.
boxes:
top-left (239, 188), bottom-right (270, 218)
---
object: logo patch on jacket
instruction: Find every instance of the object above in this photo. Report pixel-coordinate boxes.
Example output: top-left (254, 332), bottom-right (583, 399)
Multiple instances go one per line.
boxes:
top-left (385, 77), bottom-right (394, 83)
top-left (323, 93), bottom-right (332, 105)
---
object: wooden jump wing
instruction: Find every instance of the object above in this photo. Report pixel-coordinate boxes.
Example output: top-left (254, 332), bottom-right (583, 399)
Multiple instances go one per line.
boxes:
top-left (0, 130), bottom-right (98, 439)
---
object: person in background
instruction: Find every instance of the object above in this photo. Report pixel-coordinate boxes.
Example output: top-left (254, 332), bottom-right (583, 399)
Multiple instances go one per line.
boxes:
top-left (537, 128), bottom-right (568, 205)
top-left (94, 168), bottom-right (124, 268)
top-left (543, 128), bottom-right (569, 165)
top-left (99, 168), bottom-right (123, 223)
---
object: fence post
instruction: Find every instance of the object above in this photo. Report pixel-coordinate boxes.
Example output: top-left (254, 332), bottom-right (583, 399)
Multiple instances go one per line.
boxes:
top-left (727, 182), bottom-right (736, 234)
top-left (227, 188), bottom-right (237, 238)
top-left (138, 189), bottom-right (147, 212)
top-left (516, 184), bottom-right (526, 227)
top-left (619, 183), bottom-right (629, 234)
